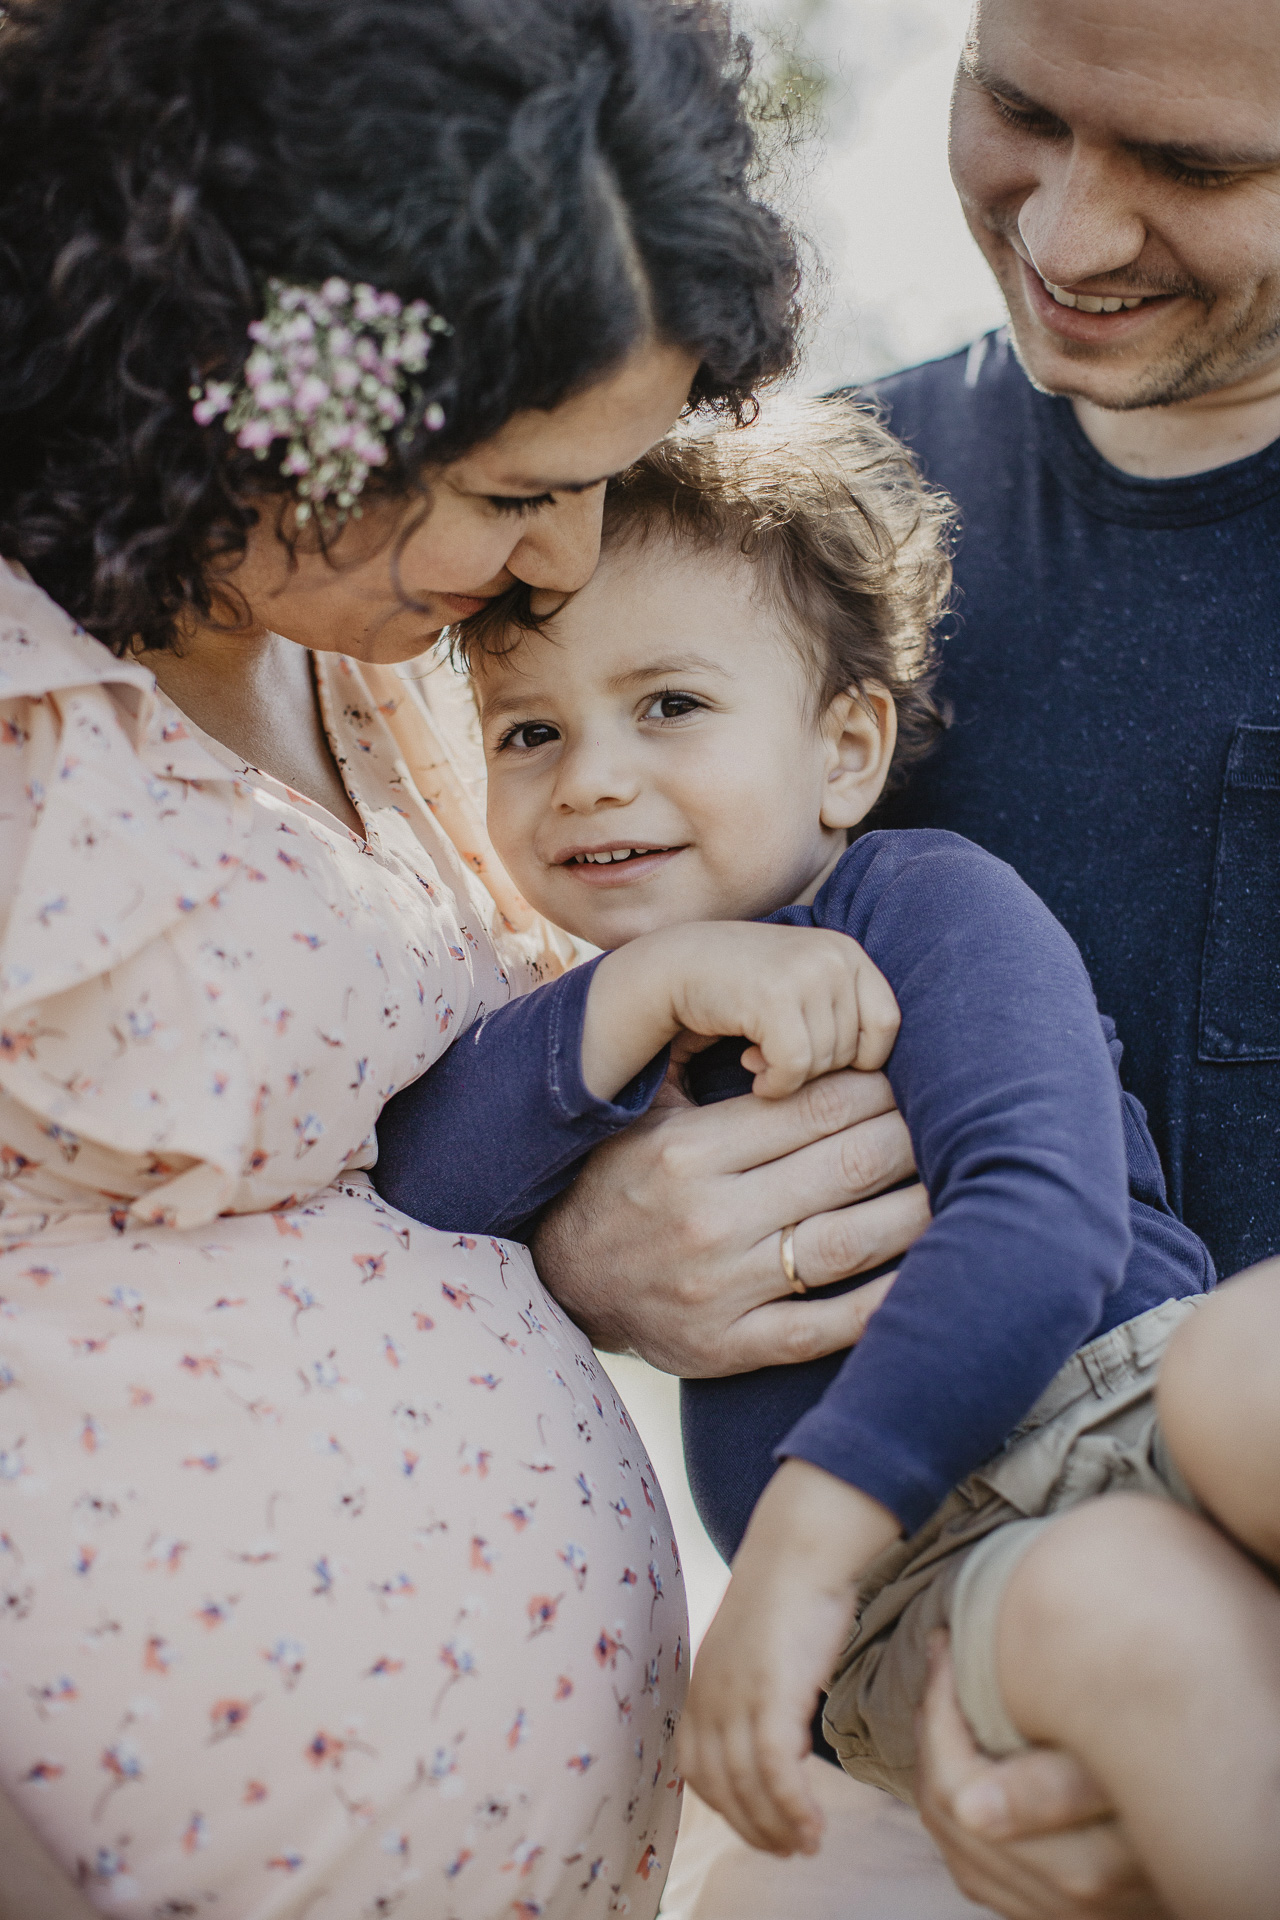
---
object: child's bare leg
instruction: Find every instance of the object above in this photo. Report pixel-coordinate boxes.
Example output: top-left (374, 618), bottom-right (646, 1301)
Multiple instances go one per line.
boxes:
top-left (993, 1493), bottom-right (1280, 1920)
top-left (1158, 1258), bottom-right (1280, 1566)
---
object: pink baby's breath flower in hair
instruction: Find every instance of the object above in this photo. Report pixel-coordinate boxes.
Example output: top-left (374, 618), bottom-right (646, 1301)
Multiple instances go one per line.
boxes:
top-left (191, 381), bottom-right (233, 426)
top-left (292, 374), bottom-right (331, 416)
top-left (190, 275), bottom-right (451, 524)
top-left (236, 417), bottom-right (276, 451)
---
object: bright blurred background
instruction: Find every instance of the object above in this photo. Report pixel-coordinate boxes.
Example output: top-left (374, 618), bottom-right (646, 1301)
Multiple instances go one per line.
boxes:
top-left (747, 0), bottom-right (1004, 393)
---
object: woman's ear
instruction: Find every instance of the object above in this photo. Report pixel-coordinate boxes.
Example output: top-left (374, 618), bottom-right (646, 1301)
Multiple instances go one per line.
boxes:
top-left (819, 684), bottom-right (897, 830)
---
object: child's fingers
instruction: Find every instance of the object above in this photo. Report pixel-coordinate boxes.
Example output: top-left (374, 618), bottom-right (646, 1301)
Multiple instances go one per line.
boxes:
top-left (753, 1711), bottom-right (825, 1853)
top-left (681, 1719), bottom-right (783, 1854)
top-left (681, 1698), bottom-right (804, 1854)
top-left (832, 974), bottom-right (866, 1075)
top-left (750, 1003), bottom-right (820, 1098)
top-left (853, 963), bottom-right (901, 1071)
top-left (721, 1715), bottom-right (811, 1854)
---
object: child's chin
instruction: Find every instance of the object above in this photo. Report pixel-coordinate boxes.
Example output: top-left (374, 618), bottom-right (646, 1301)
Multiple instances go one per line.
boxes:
top-left (558, 898), bottom-right (684, 951)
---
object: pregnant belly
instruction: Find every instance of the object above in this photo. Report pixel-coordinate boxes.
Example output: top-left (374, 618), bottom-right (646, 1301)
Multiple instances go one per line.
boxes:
top-left (0, 1176), bottom-right (684, 1918)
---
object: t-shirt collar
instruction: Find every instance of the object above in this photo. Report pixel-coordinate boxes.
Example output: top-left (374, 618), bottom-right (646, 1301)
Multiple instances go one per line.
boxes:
top-left (1034, 383), bottom-right (1280, 530)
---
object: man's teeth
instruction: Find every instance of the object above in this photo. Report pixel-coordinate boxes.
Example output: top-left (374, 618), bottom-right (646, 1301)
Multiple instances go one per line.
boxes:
top-left (1044, 280), bottom-right (1146, 314)
top-left (573, 848), bottom-right (651, 864)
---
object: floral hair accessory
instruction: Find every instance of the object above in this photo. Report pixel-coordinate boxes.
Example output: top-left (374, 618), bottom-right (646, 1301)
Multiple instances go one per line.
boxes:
top-left (191, 276), bottom-right (451, 523)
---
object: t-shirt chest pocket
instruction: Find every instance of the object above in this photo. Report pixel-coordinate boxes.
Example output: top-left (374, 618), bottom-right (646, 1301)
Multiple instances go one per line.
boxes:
top-left (1199, 725), bottom-right (1280, 1061)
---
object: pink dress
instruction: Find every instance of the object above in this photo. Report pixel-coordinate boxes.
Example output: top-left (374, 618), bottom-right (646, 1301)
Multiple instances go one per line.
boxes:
top-left (0, 565), bottom-right (685, 1917)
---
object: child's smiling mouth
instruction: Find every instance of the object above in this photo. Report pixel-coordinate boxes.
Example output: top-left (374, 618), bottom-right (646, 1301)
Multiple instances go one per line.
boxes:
top-left (556, 842), bottom-right (686, 884)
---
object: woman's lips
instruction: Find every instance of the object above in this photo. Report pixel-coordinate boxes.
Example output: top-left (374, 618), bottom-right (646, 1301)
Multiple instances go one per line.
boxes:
top-left (1020, 256), bottom-right (1177, 343)
top-left (438, 592), bottom-right (493, 619)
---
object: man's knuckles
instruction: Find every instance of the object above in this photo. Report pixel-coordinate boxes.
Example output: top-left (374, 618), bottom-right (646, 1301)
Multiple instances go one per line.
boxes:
top-left (805, 1206), bottom-right (879, 1278)
top-left (795, 1069), bottom-right (867, 1136)
top-left (777, 1312), bottom-right (836, 1364)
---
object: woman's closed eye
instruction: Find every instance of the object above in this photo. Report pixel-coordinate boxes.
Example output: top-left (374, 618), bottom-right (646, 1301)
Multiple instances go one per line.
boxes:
top-left (496, 719), bottom-right (562, 753)
top-left (640, 688), bottom-right (706, 722)
top-left (487, 492), bottom-right (557, 517)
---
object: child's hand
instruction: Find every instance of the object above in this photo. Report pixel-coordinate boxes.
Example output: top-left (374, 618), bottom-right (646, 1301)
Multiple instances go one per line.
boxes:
top-left (582, 921), bottom-right (900, 1103)
top-left (677, 1459), bottom-right (899, 1855)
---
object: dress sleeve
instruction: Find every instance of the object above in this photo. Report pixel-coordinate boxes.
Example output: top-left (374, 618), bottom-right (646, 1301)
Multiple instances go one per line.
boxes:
top-left (372, 958), bottom-right (669, 1237)
top-left (776, 834), bottom-right (1133, 1532)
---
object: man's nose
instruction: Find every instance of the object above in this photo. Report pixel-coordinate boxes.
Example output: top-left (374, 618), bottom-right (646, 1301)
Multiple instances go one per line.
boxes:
top-left (1018, 142), bottom-right (1148, 288)
top-left (508, 485), bottom-right (607, 596)
top-left (552, 731), bottom-right (641, 814)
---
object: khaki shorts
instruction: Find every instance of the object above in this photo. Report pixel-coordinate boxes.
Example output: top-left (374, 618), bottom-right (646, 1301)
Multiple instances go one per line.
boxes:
top-left (821, 1295), bottom-right (1203, 1802)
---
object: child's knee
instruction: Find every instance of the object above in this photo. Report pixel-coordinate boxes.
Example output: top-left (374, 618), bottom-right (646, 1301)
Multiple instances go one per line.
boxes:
top-left (1158, 1266), bottom-right (1280, 1548)
top-left (993, 1497), bottom-right (1222, 1742)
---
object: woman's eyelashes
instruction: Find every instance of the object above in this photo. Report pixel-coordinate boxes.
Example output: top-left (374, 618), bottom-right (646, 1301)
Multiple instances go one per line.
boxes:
top-left (487, 492), bottom-right (556, 516)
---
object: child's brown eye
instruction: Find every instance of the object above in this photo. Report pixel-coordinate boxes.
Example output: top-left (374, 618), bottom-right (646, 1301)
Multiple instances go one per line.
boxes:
top-left (501, 722), bottom-right (560, 752)
top-left (643, 691), bottom-right (702, 721)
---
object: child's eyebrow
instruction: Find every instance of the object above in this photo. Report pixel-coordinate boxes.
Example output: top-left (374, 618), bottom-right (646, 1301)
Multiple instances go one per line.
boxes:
top-left (475, 684), bottom-right (541, 724)
top-left (608, 655), bottom-right (732, 688)
top-left (476, 653), bottom-right (732, 727)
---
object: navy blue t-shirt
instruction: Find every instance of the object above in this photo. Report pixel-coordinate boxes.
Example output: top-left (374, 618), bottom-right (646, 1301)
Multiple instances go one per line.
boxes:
top-left (861, 332), bottom-right (1280, 1279)
top-left (375, 831), bottom-right (1211, 1537)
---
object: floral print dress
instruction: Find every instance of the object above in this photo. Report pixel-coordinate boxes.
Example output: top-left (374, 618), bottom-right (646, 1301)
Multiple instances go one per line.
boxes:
top-left (0, 565), bottom-right (685, 1919)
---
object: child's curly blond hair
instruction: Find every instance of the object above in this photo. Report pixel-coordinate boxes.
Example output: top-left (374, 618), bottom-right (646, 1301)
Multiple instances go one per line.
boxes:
top-left (453, 396), bottom-right (955, 791)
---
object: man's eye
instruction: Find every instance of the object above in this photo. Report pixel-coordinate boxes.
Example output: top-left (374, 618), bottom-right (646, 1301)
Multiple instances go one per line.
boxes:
top-left (499, 722), bottom-right (560, 752)
top-left (1156, 158), bottom-right (1240, 191)
top-left (642, 691), bottom-right (703, 721)
top-left (989, 94), bottom-right (1063, 138)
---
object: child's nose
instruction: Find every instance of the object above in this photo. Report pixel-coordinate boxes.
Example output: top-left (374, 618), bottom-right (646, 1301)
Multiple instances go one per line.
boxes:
top-left (552, 734), bottom-right (641, 812)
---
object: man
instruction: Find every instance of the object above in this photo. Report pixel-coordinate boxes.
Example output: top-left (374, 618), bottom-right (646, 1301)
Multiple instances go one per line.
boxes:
top-left (871, 4), bottom-right (1280, 1908)
top-left (537, 1), bottom-right (1280, 1911)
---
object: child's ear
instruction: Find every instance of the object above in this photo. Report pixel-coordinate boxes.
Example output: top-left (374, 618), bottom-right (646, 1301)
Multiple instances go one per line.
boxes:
top-left (819, 685), bottom-right (897, 830)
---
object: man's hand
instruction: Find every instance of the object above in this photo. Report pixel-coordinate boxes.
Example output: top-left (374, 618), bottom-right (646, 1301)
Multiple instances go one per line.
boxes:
top-left (531, 1067), bottom-right (928, 1373)
top-left (915, 1635), bottom-right (1170, 1919)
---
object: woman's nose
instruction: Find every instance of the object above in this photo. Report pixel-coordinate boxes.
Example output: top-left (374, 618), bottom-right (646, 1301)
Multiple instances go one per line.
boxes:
top-left (507, 485), bottom-right (607, 595)
top-left (1019, 143), bottom-right (1148, 290)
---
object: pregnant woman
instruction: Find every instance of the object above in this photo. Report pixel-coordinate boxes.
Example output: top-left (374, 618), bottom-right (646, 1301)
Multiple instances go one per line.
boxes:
top-left (0, 1), bottom-right (798, 1912)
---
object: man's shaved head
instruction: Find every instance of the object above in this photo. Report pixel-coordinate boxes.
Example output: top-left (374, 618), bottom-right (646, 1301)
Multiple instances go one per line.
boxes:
top-left (950, 0), bottom-right (1280, 409)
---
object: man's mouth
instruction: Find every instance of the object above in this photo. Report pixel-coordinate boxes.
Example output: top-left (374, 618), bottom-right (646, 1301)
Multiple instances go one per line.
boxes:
top-left (1042, 280), bottom-right (1149, 314)
top-left (1016, 256), bottom-right (1181, 341)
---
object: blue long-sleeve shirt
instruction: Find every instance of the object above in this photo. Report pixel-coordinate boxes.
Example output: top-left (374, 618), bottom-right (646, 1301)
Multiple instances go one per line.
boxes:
top-left (374, 829), bottom-right (1212, 1534)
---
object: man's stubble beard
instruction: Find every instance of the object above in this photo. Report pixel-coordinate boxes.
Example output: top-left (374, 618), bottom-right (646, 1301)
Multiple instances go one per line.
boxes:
top-left (989, 244), bottom-right (1280, 412)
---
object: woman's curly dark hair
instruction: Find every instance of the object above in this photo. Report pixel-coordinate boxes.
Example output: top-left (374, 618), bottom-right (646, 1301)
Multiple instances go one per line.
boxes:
top-left (0, 0), bottom-right (800, 653)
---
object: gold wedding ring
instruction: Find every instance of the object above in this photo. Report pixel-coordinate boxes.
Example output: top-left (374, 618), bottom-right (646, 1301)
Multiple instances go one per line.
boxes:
top-left (780, 1223), bottom-right (804, 1294)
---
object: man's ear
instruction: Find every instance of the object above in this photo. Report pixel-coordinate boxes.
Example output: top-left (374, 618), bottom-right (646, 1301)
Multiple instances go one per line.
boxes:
top-left (819, 685), bottom-right (897, 830)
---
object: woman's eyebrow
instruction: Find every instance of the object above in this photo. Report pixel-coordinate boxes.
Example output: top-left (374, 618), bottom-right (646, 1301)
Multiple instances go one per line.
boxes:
top-left (488, 473), bottom-right (613, 496)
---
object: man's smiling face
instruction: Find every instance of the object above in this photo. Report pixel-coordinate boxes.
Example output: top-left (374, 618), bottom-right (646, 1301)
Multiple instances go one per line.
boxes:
top-left (950, 0), bottom-right (1280, 408)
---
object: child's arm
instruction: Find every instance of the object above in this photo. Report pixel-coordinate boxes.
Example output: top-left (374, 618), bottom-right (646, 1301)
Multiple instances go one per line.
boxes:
top-left (679, 831), bottom-right (1138, 1852)
top-left (373, 921), bottom-right (899, 1237)
top-left (679, 1460), bottom-right (896, 1855)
